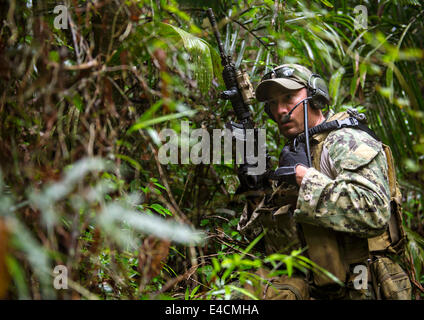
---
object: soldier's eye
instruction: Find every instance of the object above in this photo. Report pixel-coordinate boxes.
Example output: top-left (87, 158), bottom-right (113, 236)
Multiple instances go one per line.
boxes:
top-left (268, 101), bottom-right (278, 113)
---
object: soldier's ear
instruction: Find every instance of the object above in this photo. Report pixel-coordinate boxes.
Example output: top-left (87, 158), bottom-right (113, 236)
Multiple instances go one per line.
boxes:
top-left (307, 74), bottom-right (330, 109)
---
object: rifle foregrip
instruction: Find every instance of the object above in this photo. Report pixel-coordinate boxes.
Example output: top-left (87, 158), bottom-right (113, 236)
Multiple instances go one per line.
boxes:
top-left (207, 8), bottom-right (253, 124)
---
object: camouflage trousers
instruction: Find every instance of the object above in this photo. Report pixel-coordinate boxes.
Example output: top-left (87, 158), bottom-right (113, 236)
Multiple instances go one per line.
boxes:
top-left (238, 258), bottom-right (412, 300)
top-left (240, 268), bottom-right (375, 300)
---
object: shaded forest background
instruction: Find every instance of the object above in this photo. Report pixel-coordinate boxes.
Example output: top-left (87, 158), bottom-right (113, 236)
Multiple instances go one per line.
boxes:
top-left (0, 0), bottom-right (423, 299)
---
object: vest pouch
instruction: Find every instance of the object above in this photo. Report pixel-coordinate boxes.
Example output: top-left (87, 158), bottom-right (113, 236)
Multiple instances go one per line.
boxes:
top-left (370, 256), bottom-right (411, 300)
top-left (368, 195), bottom-right (407, 254)
top-left (301, 223), bottom-right (348, 287)
top-left (387, 199), bottom-right (407, 253)
top-left (374, 144), bottom-right (407, 254)
top-left (243, 269), bottom-right (310, 300)
top-left (271, 275), bottom-right (310, 300)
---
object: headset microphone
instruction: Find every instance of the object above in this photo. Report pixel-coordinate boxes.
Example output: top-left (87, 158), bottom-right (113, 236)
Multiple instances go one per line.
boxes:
top-left (280, 114), bottom-right (291, 124)
top-left (279, 97), bottom-right (311, 124)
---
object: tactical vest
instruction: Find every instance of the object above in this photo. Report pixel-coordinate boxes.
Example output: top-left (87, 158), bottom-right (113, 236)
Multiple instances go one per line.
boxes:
top-left (301, 110), bottom-right (407, 287)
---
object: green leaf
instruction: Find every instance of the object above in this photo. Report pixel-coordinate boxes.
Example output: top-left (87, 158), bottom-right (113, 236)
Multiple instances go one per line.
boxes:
top-left (295, 255), bottom-right (344, 286)
top-left (156, 22), bottom-right (215, 94)
top-left (153, 182), bottom-right (167, 190)
top-left (329, 67), bottom-right (345, 106)
top-left (150, 203), bottom-right (172, 216)
top-left (72, 94), bottom-right (83, 112)
top-left (227, 285), bottom-right (259, 300)
top-left (241, 232), bottom-right (265, 257)
top-left (127, 109), bottom-right (197, 133)
top-left (135, 99), bottom-right (164, 125)
top-left (319, 0), bottom-right (334, 8)
top-left (49, 50), bottom-right (59, 63)
top-left (359, 62), bottom-right (367, 89)
top-left (189, 285), bottom-right (201, 299)
top-left (6, 255), bottom-right (30, 299)
top-left (285, 256), bottom-right (293, 277)
top-left (115, 154), bottom-right (142, 171)
top-left (200, 219), bottom-right (209, 227)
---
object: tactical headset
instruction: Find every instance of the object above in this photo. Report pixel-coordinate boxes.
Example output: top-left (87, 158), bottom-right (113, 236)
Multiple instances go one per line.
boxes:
top-left (260, 65), bottom-right (330, 121)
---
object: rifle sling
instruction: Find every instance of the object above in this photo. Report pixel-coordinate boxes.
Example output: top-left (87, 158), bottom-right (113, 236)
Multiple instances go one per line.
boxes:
top-left (296, 117), bottom-right (380, 143)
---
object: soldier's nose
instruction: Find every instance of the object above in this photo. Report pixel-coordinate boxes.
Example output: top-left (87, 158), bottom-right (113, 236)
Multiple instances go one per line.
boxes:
top-left (277, 101), bottom-right (290, 115)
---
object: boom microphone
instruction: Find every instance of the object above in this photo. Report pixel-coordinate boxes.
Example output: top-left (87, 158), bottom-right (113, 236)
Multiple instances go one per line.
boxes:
top-left (279, 97), bottom-right (311, 124)
top-left (280, 113), bottom-right (291, 124)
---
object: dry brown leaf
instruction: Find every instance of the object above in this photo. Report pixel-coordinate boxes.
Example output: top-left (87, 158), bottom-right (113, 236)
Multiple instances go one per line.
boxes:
top-left (138, 235), bottom-right (170, 283)
top-left (88, 228), bottom-right (102, 255)
top-left (0, 218), bottom-right (10, 299)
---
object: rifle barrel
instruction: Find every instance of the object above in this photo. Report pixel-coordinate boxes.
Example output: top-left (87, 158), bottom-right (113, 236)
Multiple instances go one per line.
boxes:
top-left (207, 8), bottom-right (228, 63)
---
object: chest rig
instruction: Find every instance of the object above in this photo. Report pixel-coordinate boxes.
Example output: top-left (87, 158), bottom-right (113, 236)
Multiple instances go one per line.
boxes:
top-left (299, 110), bottom-right (406, 288)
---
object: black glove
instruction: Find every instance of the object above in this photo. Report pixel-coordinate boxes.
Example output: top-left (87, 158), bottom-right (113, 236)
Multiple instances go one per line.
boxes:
top-left (270, 141), bottom-right (309, 186)
top-left (278, 141), bottom-right (309, 168)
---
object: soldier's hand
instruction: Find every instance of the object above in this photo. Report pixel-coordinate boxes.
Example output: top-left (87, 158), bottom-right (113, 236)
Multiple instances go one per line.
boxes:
top-left (270, 142), bottom-right (309, 186)
top-left (278, 141), bottom-right (309, 168)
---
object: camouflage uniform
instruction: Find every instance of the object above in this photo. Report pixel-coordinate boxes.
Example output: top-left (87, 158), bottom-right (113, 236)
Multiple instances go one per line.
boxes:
top-left (238, 110), bottom-right (390, 242)
top-left (294, 114), bottom-right (391, 237)
top-left (237, 110), bottom-right (411, 300)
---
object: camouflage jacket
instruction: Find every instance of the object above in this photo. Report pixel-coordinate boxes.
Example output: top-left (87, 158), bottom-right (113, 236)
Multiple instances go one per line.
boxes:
top-left (237, 110), bottom-right (391, 254)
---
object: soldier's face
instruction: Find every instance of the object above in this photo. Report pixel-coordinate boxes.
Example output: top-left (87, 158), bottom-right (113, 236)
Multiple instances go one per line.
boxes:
top-left (268, 88), bottom-right (309, 138)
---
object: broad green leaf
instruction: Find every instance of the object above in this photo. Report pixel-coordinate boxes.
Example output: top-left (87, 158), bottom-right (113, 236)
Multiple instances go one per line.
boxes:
top-left (156, 22), bottom-right (215, 94)
top-left (329, 66), bottom-right (345, 107)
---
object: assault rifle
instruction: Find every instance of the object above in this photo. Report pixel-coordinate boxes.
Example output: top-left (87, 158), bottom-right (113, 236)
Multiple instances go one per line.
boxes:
top-left (206, 8), bottom-right (270, 191)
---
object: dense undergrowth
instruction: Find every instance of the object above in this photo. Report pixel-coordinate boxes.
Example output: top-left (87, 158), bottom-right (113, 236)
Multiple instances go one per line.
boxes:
top-left (0, 0), bottom-right (423, 299)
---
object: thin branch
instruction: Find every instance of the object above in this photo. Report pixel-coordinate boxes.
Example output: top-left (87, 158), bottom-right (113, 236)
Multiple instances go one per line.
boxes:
top-left (138, 130), bottom-right (191, 225)
top-left (64, 60), bottom-right (98, 70)
top-left (230, 18), bottom-right (269, 49)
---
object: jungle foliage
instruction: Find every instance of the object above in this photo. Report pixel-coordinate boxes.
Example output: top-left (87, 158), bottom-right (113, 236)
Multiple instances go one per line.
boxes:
top-left (0, 0), bottom-right (423, 299)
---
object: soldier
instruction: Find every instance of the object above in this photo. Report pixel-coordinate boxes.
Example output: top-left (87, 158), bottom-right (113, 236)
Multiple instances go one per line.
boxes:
top-left (237, 64), bottom-right (412, 300)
